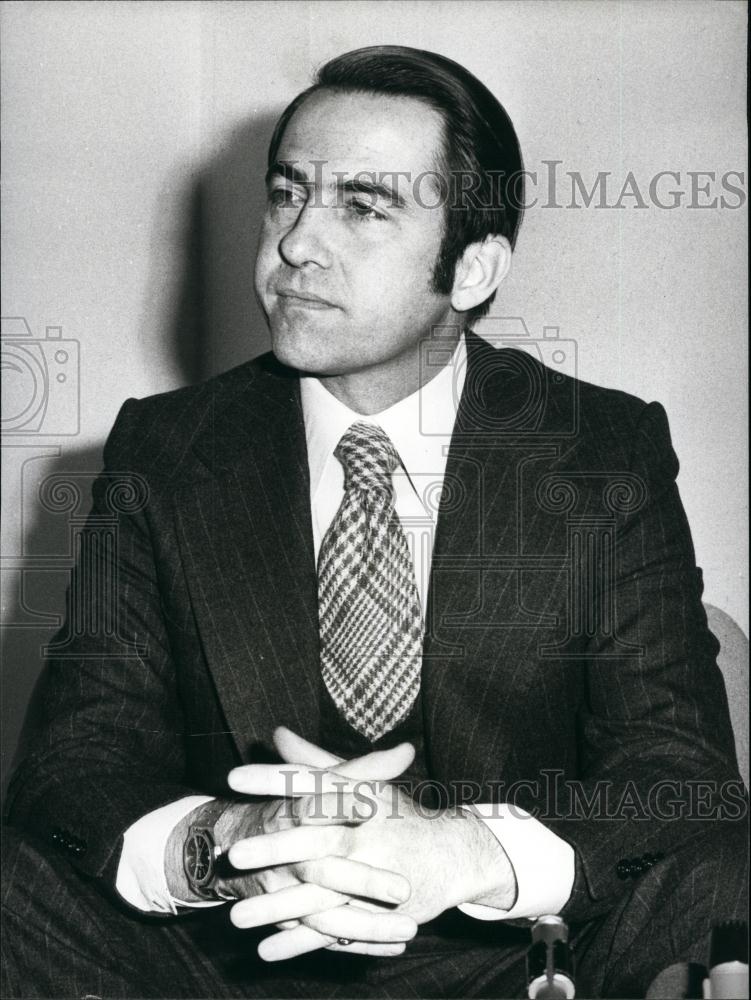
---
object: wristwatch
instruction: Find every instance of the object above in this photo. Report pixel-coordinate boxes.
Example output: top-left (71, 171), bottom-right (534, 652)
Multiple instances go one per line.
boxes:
top-left (183, 802), bottom-right (233, 900)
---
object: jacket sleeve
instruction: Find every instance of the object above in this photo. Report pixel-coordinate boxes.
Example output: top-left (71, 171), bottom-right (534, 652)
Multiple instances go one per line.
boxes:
top-left (543, 401), bottom-right (747, 922)
top-left (4, 399), bottom-right (206, 882)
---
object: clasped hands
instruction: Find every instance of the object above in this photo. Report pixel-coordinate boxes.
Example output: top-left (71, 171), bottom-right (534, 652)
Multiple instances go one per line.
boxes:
top-left (217, 727), bottom-right (513, 962)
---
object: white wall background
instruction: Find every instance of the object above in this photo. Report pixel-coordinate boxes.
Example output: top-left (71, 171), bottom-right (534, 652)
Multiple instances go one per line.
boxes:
top-left (1, 0), bottom-right (747, 775)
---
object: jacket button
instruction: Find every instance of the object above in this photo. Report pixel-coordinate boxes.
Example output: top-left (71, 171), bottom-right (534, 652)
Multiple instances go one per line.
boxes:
top-left (643, 851), bottom-right (664, 868)
top-left (626, 858), bottom-right (642, 879)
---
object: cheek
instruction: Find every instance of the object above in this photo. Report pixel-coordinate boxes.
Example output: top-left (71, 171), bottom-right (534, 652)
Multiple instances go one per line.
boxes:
top-left (254, 224), bottom-right (280, 286)
top-left (349, 244), bottom-right (433, 305)
top-left (253, 252), bottom-right (268, 296)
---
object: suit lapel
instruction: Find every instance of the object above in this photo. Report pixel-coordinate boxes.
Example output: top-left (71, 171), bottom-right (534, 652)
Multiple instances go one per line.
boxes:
top-left (422, 334), bottom-right (564, 790)
top-left (173, 358), bottom-right (321, 761)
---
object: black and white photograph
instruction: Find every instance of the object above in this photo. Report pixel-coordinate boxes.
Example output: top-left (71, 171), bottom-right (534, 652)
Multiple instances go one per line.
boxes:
top-left (1, 2), bottom-right (748, 998)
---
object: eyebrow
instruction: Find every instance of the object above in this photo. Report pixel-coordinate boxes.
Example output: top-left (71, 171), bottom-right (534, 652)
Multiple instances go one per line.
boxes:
top-left (265, 161), bottom-right (310, 188)
top-left (265, 161), bottom-right (407, 209)
top-left (342, 177), bottom-right (406, 209)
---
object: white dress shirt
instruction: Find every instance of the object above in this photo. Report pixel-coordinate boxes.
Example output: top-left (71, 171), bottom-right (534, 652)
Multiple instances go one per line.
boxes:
top-left (116, 334), bottom-right (574, 920)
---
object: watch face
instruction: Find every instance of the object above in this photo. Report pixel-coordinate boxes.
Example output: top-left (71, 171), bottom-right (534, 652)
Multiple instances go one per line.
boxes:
top-left (185, 831), bottom-right (214, 886)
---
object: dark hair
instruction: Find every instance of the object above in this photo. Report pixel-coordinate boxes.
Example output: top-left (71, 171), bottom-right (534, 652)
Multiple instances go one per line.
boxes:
top-left (267, 45), bottom-right (524, 324)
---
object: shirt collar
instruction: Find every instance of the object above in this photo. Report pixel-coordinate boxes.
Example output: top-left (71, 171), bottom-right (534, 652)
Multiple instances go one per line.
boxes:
top-left (300, 333), bottom-right (467, 498)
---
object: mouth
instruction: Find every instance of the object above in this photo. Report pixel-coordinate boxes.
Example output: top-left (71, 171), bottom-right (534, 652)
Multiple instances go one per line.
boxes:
top-left (276, 289), bottom-right (339, 310)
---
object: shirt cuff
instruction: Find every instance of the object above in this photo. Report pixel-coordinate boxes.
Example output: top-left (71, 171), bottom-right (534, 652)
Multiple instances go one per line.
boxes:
top-left (116, 795), bottom-right (224, 913)
top-left (457, 803), bottom-right (575, 921)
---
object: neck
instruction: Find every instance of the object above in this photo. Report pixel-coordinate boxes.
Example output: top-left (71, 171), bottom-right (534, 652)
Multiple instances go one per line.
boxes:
top-left (317, 329), bottom-right (463, 415)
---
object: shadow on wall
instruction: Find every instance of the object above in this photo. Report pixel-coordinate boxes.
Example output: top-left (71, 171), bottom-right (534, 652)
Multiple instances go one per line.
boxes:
top-left (1, 112), bottom-right (280, 793)
top-left (1, 443), bottom-right (110, 797)
top-left (167, 111), bottom-right (280, 384)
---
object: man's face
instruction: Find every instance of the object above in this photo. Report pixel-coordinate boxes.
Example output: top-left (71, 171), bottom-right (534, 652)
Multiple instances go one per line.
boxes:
top-left (254, 90), bottom-right (455, 382)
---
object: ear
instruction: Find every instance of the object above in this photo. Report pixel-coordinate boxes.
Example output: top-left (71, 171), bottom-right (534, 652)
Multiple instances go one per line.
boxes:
top-left (450, 235), bottom-right (512, 314)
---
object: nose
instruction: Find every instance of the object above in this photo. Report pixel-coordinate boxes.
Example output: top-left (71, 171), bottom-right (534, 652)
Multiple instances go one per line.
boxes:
top-left (278, 202), bottom-right (332, 270)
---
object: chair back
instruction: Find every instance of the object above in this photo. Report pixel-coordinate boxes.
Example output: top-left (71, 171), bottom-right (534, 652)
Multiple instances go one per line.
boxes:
top-left (705, 603), bottom-right (749, 790)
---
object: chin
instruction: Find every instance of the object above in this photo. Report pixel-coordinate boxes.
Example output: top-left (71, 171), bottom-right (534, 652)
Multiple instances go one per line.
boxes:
top-left (269, 317), bottom-right (349, 376)
top-left (270, 329), bottom-right (323, 375)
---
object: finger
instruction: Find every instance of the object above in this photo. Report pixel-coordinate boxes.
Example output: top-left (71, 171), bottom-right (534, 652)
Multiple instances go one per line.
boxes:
top-left (228, 764), bottom-right (348, 797)
top-left (273, 732), bottom-right (416, 784)
top-left (229, 825), bottom-right (346, 870)
top-left (276, 919), bottom-right (300, 930)
top-left (327, 941), bottom-right (407, 957)
top-left (296, 856), bottom-right (411, 905)
top-left (231, 883), bottom-right (346, 929)
top-left (258, 916), bottom-right (414, 963)
top-left (289, 791), bottom-right (374, 826)
top-left (273, 728), bottom-right (343, 768)
top-left (336, 743), bottom-right (415, 782)
top-left (258, 925), bottom-right (336, 962)
top-left (228, 750), bottom-right (414, 797)
top-left (302, 904), bottom-right (417, 943)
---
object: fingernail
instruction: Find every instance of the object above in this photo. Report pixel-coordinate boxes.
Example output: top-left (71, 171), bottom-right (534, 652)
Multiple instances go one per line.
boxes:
top-left (258, 942), bottom-right (282, 963)
top-left (388, 881), bottom-right (411, 903)
top-left (228, 846), bottom-right (250, 868)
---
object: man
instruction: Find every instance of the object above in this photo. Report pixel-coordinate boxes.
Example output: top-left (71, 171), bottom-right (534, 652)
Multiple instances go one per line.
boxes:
top-left (2, 45), bottom-right (746, 999)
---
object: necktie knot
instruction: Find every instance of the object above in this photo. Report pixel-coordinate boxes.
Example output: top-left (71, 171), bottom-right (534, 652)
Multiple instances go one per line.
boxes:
top-left (335, 422), bottom-right (399, 500)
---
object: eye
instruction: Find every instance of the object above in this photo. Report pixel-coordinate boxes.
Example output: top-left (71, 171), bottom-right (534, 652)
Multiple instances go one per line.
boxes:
top-left (348, 199), bottom-right (386, 222)
top-left (268, 187), bottom-right (306, 210)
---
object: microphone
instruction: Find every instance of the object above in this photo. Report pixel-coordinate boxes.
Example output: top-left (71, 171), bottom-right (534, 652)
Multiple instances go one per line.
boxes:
top-left (703, 921), bottom-right (749, 999)
top-left (526, 915), bottom-right (576, 999)
top-left (646, 922), bottom-right (748, 998)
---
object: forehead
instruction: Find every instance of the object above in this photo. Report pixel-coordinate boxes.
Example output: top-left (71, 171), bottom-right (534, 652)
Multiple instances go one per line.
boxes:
top-left (277, 89), bottom-right (445, 178)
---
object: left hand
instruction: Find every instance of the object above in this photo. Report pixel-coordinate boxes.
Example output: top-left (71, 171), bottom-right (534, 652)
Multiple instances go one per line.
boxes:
top-left (227, 728), bottom-right (515, 960)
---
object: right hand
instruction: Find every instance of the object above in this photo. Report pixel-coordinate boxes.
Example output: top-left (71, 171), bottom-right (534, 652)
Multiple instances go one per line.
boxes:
top-left (215, 742), bottom-right (418, 958)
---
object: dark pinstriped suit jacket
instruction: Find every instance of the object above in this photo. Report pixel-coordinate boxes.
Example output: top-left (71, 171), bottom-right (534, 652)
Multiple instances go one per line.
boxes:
top-left (6, 332), bottom-right (743, 923)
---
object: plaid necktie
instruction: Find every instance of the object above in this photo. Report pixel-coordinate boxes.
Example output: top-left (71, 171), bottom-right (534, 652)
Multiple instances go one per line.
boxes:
top-left (318, 421), bottom-right (423, 741)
